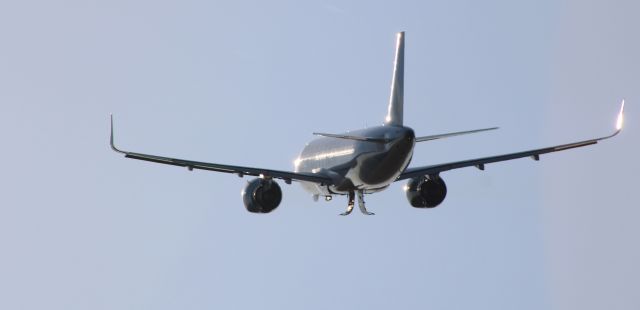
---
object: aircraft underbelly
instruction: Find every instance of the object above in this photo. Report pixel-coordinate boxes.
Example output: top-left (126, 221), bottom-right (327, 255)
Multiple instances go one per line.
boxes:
top-left (318, 146), bottom-right (412, 195)
top-left (343, 146), bottom-right (413, 191)
top-left (295, 126), bottom-right (415, 196)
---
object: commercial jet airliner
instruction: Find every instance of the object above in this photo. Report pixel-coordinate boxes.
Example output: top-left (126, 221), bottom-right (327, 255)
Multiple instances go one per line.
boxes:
top-left (110, 32), bottom-right (625, 215)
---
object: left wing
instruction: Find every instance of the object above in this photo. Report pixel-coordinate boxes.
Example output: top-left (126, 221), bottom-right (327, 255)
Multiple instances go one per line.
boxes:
top-left (397, 100), bottom-right (625, 181)
top-left (110, 116), bottom-right (333, 185)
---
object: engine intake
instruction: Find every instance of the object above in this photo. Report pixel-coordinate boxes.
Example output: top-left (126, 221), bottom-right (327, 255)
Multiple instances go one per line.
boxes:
top-left (242, 178), bottom-right (283, 213)
top-left (405, 175), bottom-right (447, 208)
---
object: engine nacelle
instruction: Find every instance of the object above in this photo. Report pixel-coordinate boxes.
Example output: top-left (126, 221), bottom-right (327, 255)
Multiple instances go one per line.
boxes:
top-left (241, 178), bottom-right (282, 213)
top-left (405, 175), bottom-right (447, 208)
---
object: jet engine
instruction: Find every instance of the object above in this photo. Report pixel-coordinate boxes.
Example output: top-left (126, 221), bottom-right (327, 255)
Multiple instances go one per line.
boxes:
top-left (241, 178), bottom-right (282, 213)
top-left (405, 175), bottom-right (447, 208)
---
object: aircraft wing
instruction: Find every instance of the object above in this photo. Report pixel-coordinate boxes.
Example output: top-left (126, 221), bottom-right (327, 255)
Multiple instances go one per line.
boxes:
top-left (110, 116), bottom-right (334, 185)
top-left (397, 101), bottom-right (625, 181)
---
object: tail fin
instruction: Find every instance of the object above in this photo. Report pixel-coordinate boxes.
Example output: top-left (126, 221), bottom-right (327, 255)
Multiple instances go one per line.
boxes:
top-left (385, 31), bottom-right (405, 126)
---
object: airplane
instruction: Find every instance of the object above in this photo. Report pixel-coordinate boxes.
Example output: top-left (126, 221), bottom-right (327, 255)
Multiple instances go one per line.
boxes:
top-left (110, 31), bottom-right (625, 216)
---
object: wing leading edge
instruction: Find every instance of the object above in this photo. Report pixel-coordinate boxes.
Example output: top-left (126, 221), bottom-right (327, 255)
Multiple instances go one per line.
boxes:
top-left (397, 100), bottom-right (625, 181)
top-left (110, 116), bottom-right (334, 185)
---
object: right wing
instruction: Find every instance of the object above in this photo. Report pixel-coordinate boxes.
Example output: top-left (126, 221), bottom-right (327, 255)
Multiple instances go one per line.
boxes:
top-left (110, 116), bottom-right (334, 185)
top-left (397, 100), bottom-right (625, 181)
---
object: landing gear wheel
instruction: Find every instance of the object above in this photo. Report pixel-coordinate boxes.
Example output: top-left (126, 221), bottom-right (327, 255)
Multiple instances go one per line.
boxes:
top-left (357, 190), bottom-right (374, 215)
top-left (340, 191), bottom-right (355, 216)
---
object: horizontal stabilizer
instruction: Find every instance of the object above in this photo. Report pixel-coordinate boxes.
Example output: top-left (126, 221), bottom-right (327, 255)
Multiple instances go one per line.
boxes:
top-left (415, 127), bottom-right (499, 142)
top-left (313, 132), bottom-right (391, 143)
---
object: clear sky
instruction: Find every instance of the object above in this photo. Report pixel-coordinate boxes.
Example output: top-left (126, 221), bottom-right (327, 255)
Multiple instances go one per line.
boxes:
top-left (0, 0), bottom-right (638, 309)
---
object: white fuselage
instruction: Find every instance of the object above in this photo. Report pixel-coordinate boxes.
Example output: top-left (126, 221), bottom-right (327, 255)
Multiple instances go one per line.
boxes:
top-left (294, 126), bottom-right (415, 196)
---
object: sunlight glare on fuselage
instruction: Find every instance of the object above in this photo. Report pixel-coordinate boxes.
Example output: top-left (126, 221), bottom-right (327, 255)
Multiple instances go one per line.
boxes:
top-left (294, 148), bottom-right (355, 169)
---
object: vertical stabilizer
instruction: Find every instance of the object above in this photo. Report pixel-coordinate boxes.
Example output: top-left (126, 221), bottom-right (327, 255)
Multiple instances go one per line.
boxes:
top-left (385, 31), bottom-right (405, 126)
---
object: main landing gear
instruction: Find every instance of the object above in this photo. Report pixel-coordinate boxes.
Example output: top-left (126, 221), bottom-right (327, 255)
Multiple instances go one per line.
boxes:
top-left (340, 190), bottom-right (374, 216)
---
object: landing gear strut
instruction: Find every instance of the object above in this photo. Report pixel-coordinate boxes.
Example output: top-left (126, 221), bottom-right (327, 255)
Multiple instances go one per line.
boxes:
top-left (357, 190), bottom-right (374, 215)
top-left (340, 190), bottom-right (374, 216)
top-left (340, 191), bottom-right (355, 216)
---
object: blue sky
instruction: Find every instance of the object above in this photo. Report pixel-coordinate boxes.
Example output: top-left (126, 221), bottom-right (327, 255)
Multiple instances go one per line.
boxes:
top-left (0, 0), bottom-right (638, 309)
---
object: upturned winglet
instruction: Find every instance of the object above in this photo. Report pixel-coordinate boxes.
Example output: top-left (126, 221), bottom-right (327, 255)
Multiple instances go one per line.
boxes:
top-left (110, 114), bottom-right (126, 154)
top-left (616, 99), bottom-right (625, 132)
top-left (600, 99), bottom-right (625, 141)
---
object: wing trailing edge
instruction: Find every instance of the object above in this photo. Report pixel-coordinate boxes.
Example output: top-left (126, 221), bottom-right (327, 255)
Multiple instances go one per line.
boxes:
top-left (109, 115), bottom-right (334, 185)
top-left (397, 100), bottom-right (625, 181)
